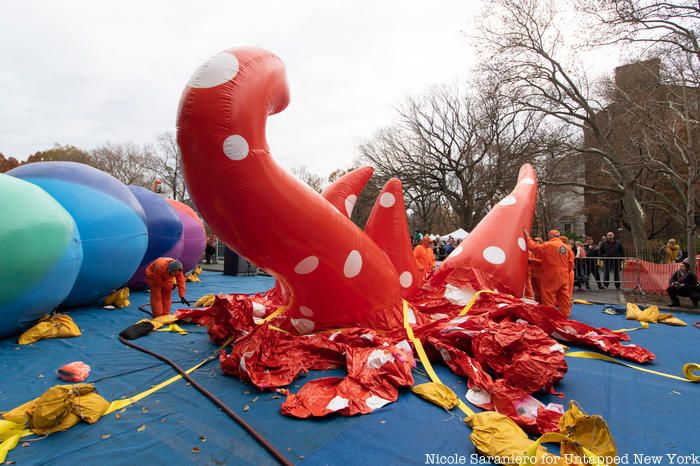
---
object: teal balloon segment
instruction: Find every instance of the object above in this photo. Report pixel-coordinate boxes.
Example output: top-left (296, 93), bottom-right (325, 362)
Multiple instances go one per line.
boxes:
top-left (9, 162), bottom-right (148, 307)
top-left (0, 174), bottom-right (82, 337)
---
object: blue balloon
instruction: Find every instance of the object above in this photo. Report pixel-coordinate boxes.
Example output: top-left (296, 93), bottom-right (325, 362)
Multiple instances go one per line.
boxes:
top-left (127, 186), bottom-right (184, 289)
top-left (9, 162), bottom-right (148, 307)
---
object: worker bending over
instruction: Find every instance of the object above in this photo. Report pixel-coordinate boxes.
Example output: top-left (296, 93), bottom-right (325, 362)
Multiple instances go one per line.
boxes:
top-left (146, 258), bottom-right (190, 317)
top-left (524, 229), bottom-right (574, 317)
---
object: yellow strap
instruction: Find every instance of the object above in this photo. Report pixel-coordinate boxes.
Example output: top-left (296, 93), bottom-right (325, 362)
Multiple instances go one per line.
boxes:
top-left (402, 300), bottom-right (474, 416)
top-left (260, 306), bottom-right (287, 324)
top-left (0, 432), bottom-right (22, 463)
top-left (155, 324), bottom-right (189, 335)
top-left (105, 357), bottom-right (211, 413)
top-left (611, 321), bottom-right (649, 333)
top-left (566, 351), bottom-right (700, 383)
top-left (457, 290), bottom-right (495, 317)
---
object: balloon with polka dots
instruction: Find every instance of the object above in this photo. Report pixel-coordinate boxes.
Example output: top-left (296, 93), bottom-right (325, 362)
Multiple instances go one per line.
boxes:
top-left (177, 47), bottom-right (404, 332)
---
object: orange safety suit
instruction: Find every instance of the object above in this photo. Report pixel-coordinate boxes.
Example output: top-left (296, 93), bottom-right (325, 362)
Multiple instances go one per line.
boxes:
top-left (146, 257), bottom-right (186, 317)
top-left (413, 243), bottom-right (436, 279)
top-left (528, 250), bottom-right (543, 302)
top-left (526, 237), bottom-right (574, 317)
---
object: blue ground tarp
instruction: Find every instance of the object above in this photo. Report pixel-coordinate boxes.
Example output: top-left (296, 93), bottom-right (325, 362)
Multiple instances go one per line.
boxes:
top-left (1, 272), bottom-right (698, 465)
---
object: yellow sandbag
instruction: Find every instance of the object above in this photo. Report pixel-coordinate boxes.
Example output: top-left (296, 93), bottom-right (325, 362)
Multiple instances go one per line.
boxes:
top-left (658, 316), bottom-right (687, 326)
top-left (186, 265), bottom-right (203, 282)
top-left (558, 401), bottom-right (617, 462)
top-left (18, 314), bottom-right (81, 345)
top-left (466, 411), bottom-right (564, 465)
top-left (411, 382), bottom-right (459, 410)
top-left (3, 384), bottom-right (109, 436)
top-left (195, 294), bottom-right (216, 307)
top-left (103, 286), bottom-right (130, 308)
top-left (626, 303), bottom-right (686, 326)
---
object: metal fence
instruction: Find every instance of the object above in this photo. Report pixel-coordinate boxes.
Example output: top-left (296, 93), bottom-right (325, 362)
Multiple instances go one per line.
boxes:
top-left (575, 256), bottom-right (686, 295)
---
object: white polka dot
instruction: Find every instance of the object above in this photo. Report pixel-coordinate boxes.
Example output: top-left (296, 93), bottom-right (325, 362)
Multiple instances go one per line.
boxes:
top-left (520, 177), bottom-right (535, 185)
top-left (365, 395), bottom-right (392, 411)
top-left (379, 192), bottom-right (396, 208)
top-left (223, 135), bottom-right (249, 160)
top-left (450, 245), bottom-right (463, 257)
top-left (483, 246), bottom-right (506, 265)
top-left (188, 52), bottom-right (240, 88)
top-left (326, 396), bottom-right (349, 412)
top-left (299, 306), bottom-right (314, 317)
top-left (345, 195), bottom-right (357, 217)
top-left (291, 318), bottom-right (315, 334)
top-left (294, 256), bottom-right (319, 275)
top-left (343, 250), bottom-right (362, 278)
top-left (518, 237), bottom-right (527, 251)
top-left (498, 195), bottom-right (517, 206)
top-left (399, 271), bottom-right (413, 288)
top-left (366, 349), bottom-right (395, 369)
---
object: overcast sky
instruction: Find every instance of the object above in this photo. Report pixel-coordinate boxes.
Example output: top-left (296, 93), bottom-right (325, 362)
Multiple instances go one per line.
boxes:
top-left (0, 1), bottom-right (480, 177)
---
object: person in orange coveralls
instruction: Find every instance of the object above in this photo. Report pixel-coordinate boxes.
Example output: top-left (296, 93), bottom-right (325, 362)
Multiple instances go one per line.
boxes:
top-left (414, 235), bottom-right (436, 280)
top-left (527, 237), bottom-right (543, 301)
top-left (523, 229), bottom-right (574, 317)
top-left (146, 258), bottom-right (190, 317)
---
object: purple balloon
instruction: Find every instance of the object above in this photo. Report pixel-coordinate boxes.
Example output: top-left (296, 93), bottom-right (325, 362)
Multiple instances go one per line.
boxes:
top-left (178, 210), bottom-right (206, 273)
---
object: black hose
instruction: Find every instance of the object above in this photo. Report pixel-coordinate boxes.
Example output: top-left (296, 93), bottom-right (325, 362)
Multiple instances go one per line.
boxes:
top-left (118, 335), bottom-right (293, 466)
top-left (138, 303), bottom-right (153, 316)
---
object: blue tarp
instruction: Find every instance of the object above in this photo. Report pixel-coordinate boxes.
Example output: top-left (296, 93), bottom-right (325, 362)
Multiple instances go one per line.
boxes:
top-left (0, 272), bottom-right (698, 465)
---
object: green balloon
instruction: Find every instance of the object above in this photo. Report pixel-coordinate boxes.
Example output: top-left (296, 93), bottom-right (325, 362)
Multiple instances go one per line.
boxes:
top-left (0, 174), bottom-right (75, 305)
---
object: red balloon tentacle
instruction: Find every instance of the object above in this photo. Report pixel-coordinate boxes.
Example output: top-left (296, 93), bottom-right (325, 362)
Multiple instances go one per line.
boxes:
top-left (431, 164), bottom-right (538, 298)
top-left (177, 47), bottom-right (402, 332)
top-left (365, 178), bottom-right (421, 298)
top-left (321, 166), bottom-right (374, 218)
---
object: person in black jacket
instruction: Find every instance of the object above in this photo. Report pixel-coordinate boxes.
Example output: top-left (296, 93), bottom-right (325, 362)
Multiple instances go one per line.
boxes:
top-left (598, 231), bottom-right (625, 289)
top-left (667, 259), bottom-right (700, 307)
top-left (583, 236), bottom-right (602, 290)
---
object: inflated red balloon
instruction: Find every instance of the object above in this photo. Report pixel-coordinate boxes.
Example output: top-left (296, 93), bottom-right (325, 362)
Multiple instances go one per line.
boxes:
top-left (177, 47), bottom-right (403, 332)
top-left (365, 178), bottom-right (421, 298)
top-left (320, 166), bottom-right (374, 218)
top-left (431, 164), bottom-right (538, 298)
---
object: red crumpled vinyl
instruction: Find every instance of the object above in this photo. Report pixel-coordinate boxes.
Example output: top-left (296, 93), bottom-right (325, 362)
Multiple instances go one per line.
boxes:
top-left (460, 292), bottom-right (655, 363)
top-left (221, 324), bottom-right (346, 389)
top-left (470, 321), bottom-right (567, 393)
top-left (176, 294), bottom-right (256, 344)
top-left (281, 341), bottom-right (415, 417)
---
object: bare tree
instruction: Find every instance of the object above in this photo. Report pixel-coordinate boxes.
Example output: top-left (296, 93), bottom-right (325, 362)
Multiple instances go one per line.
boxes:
top-left (576, 0), bottom-right (700, 263)
top-left (358, 82), bottom-right (546, 232)
top-left (91, 141), bottom-right (159, 187)
top-left (153, 132), bottom-right (188, 202)
top-left (292, 165), bottom-right (325, 193)
top-left (476, 0), bottom-right (654, 251)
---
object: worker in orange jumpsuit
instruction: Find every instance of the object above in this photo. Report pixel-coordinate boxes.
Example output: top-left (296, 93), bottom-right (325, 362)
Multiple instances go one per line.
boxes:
top-left (560, 236), bottom-right (575, 294)
top-left (524, 229), bottom-right (574, 317)
top-left (414, 235), bottom-right (436, 281)
top-left (146, 258), bottom-right (190, 317)
top-left (527, 237), bottom-right (543, 301)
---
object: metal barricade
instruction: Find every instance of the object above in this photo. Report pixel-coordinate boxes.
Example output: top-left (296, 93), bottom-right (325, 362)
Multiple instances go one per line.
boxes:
top-left (574, 256), bottom-right (643, 292)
